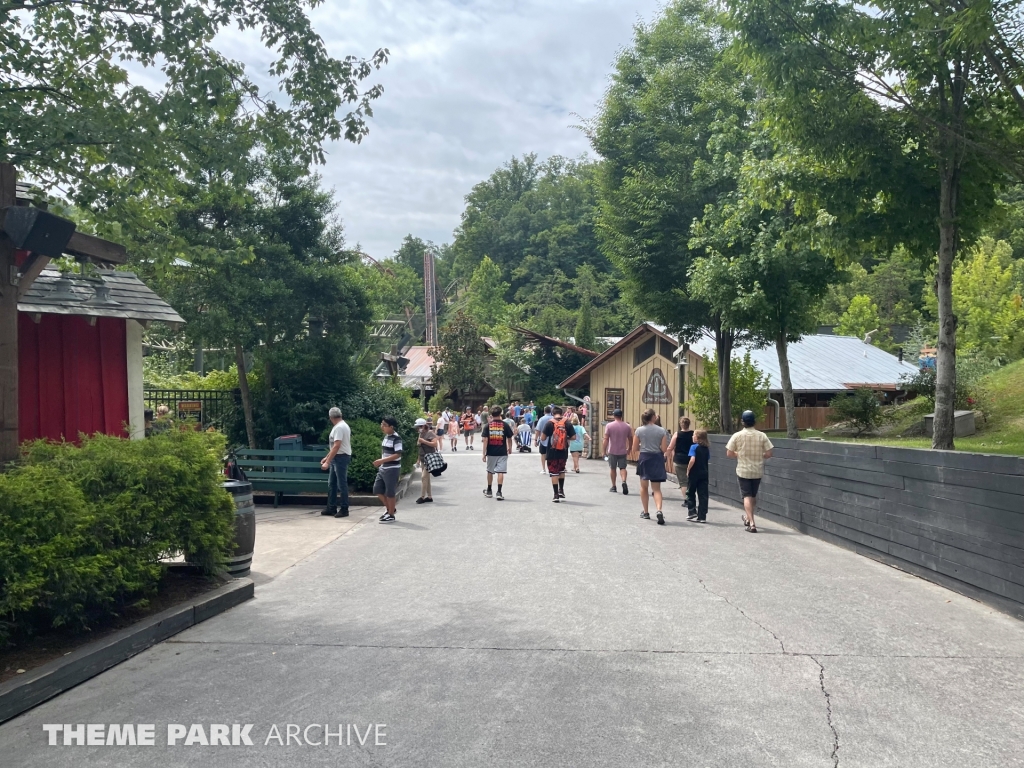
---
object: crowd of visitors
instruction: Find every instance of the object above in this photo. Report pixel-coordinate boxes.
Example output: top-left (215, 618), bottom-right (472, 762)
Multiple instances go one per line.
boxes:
top-left (318, 400), bottom-right (773, 530)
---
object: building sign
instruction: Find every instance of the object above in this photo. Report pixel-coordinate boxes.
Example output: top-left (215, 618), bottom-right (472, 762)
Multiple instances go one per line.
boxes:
top-left (605, 388), bottom-right (624, 418)
top-left (642, 368), bottom-right (673, 404)
top-left (177, 401), bottom-right (202, 419)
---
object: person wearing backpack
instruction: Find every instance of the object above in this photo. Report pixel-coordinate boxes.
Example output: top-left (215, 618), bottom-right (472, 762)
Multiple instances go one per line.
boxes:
top-left (542, 406), bottom-right (572, 502)
top-left (482, 405), bottom-right (514, 500)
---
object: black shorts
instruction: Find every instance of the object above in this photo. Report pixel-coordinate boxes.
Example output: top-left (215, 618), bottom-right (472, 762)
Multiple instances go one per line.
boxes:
top-left (738, 477), bottom-right (761, 498)
top-left (539, 444), bottom-right (547, 456)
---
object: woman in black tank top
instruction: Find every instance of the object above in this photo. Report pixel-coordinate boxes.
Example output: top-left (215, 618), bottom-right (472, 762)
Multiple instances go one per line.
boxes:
top-left (666, 417), bottom-right (695, 504)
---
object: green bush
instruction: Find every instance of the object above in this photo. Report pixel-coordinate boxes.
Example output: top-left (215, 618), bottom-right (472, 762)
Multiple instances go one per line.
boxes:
top-left (830, 388), bottom-right (882, 435)
top-left (344, 417), bottom-right (418, 492)
top-left (0, 431), bottom-right (235, 646)
top-left (685, 352), bottom-right (770, 432)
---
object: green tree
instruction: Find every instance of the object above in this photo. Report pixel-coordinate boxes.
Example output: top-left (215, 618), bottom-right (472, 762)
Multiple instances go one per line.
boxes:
top-left (837, 296), bottom-right (893, 349)
top-left (947, 238), bottom-right (1024, 359)
top-left (431, 311), bottom-right (487, 401)
top-left (465, 256), bottom-right (509, 333)
top-left (449, 155), bottom-right (632, 338)
top-left (574, 264), bottom-right (598, 351)
top-left (591, 0), bottom-right (755, 433)
top-left (1, 0), bottom-right (388, 199)
top-left (685, 352), bottom-right (770, 432)
top-left (830, 388), bottom-right (882, 436)
top-left (161, 157), bottom-right (370, 447)
top-left (729, 0), bottom-right (1014, 449)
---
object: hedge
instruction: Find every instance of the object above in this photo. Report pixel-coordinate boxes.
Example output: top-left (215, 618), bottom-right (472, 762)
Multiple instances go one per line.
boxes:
top-left (0, 430), bottom-right (235, 647)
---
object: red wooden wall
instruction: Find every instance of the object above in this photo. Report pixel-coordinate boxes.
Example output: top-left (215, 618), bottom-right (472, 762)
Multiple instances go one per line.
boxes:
top-left (18, 313), bottom-right (129, 443)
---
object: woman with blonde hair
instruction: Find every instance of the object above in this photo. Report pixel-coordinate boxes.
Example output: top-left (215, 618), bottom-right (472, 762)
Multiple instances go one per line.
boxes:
top-left (569, 413), bottom-right (590, 473)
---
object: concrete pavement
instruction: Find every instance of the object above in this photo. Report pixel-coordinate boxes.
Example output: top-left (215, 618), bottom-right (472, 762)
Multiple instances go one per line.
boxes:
top-left (2, 450), bottom-right (1023, 767)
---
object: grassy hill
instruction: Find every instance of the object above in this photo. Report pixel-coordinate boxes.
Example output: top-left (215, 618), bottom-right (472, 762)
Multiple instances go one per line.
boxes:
top-left (801, 358), bottom-right (1024, 455)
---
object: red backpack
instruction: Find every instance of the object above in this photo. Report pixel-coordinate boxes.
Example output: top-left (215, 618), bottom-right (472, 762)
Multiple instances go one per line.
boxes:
top-left (550, 417), bottom-right (568, 451)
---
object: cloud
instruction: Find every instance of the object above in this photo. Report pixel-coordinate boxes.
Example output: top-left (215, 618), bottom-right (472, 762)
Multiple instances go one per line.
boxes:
top-left (283, 0), bottom-right (665, 259)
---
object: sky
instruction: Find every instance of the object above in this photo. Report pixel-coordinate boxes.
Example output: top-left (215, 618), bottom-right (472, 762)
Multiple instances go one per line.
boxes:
top-left (221, 0), bottom-right (665, 261)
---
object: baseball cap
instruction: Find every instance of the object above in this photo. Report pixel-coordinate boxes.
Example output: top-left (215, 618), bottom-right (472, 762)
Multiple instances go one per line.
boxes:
top-left (414, 418), bottom-right (427, 427)
top-left (613, 409), bottom-right (624, 418)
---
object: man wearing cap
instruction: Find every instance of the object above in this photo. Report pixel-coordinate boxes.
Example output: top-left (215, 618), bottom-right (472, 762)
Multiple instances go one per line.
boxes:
top-left (603, 409), bottom-right (633, 495)
top-left (726, 410), bottom-right (774, 533)
top-left (320, 406), bottom-right (352, 518)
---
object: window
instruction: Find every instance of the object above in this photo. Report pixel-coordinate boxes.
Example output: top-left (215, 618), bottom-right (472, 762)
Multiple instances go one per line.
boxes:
top-left (605, 389), bottom-right (624, 418)
top-left (659, 337), bottom-right (676, 361)
top-left (633, 336), bottom-right (656, 367)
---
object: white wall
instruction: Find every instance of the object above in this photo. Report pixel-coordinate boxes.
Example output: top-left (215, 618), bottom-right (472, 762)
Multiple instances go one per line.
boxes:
top-left (126, 319), bottom-right (144, 439)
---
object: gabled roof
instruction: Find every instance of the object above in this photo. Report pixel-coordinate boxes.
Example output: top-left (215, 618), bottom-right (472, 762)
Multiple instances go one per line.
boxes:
top-left (558, 323), bottom-right (680, 389)
top-left (18, 269), bottom-right (185, 326)
top-left (688, 334), bottom-right (919, 393)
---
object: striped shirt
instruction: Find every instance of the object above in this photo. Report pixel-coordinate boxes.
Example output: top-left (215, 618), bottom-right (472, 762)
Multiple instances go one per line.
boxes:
top-left (725, 428), bottom-right (773, 479)
top-left (380, 432), bottom-right (403, 471)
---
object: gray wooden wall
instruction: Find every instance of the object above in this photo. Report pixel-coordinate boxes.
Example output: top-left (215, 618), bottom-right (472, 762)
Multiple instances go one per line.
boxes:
top-left (707, 435), bottom-right (1024, 620)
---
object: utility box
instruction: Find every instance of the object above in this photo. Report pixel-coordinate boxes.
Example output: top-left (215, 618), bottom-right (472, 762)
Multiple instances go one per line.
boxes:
top-left (273, 434), bottom-right (305, 474)
top-left (923, 410), bottom-right (976, 438)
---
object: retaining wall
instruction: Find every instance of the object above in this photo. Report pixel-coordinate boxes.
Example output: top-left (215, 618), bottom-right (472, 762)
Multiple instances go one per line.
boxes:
top-left (707, 435), bottom-right (1024, 620)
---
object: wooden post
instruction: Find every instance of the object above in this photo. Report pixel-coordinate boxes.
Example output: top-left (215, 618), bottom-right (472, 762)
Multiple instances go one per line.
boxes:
top-left (0, 163), bottom-right (18, 465)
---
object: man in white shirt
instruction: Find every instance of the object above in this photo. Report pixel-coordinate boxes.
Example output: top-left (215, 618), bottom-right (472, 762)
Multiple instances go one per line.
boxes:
top-left (320, 407), bottom-right (352, 518)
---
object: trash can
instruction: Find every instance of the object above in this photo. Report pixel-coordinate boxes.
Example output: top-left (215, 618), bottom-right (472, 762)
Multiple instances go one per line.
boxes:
top-left (222, 480), bottom-right (255, 576)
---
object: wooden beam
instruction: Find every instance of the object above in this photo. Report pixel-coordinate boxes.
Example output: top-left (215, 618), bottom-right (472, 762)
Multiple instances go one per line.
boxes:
top-left (16, 252), bottom-right (50, 299)
top-left (65, 230), bottom-right (127, 264)
top-left (0, 163), bottom-right (18, 465)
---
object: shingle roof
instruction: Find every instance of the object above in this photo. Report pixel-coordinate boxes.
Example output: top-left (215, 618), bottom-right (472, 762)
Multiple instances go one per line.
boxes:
top-left (18, 269), bottom-right (185, 325)
top-left (688, 334), bottom-right (919, 392)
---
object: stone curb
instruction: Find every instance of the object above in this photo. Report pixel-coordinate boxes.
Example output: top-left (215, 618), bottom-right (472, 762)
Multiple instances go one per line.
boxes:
top-left (0, 577), bottom-right (254, 724)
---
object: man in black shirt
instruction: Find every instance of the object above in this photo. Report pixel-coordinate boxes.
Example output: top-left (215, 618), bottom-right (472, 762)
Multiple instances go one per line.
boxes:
top-left (542, 406), bottom-right (572, 503)
top-left (482, 405), bottom-right (514, 500)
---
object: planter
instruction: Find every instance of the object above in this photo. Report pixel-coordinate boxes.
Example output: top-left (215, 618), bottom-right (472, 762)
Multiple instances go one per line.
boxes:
top-left (221, 480), bottom-right (256, 576)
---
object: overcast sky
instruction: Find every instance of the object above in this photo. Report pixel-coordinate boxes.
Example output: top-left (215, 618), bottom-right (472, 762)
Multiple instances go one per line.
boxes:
top-left (247, 0), bottom-right (665, 260)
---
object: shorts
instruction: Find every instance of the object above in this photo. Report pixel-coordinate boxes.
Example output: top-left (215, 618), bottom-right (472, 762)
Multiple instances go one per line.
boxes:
top-left (486, 455), bottom-right (509, 474)
top-left (675, 466), bottom-right (689, 487)
top-left (463, 427), bottom-right (475, 435)
top-left (607, 453), bottom-right (627, 470)
top-left (738, 476), bottom-right (762, 498)
top-left (546, 457), bottom-right (567, 476)
top-left (539, 444), bottom-right (548, 456)
top-left (373, 468), bottom-right (400, 498)
top-left (636, 452), bottom-right (667, 483)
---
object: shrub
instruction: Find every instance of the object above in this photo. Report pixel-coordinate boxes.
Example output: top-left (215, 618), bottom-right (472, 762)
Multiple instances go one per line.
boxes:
top-left (898, 353), bottom-right (1000, 414)
top-left (345, 417), bottom-right (419, 493)
top-left (427, 393), bottom-right (452, 413)
top-left (685, 352), bottom-right (770, 432)
top-left (830, 388), bottom-right (882, 435)
top-left (0, 431), bottom-right (235, 646)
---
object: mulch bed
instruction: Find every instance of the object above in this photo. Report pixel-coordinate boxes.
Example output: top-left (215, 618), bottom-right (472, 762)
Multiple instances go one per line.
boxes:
top-left (0, 569), bottom-right (223, 684)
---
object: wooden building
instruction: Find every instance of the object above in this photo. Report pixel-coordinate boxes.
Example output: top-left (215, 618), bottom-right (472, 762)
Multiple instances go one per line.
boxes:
top-left (559, 324), bottom-right (705, 457)
top-left (18, 268), bottom-right (184, 443)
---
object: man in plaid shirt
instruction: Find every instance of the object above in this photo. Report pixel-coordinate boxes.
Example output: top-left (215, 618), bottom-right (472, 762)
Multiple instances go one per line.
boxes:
top-left (726, 410), bottom-right (774, 533)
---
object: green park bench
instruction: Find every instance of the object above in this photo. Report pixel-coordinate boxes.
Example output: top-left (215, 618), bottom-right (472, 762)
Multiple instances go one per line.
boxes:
top-left (234, 447), bottom-right (331, 508)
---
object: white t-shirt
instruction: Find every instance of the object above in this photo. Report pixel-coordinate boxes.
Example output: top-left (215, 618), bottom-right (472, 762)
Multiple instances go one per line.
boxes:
top-left (329, 421), bottom-right (352, 455)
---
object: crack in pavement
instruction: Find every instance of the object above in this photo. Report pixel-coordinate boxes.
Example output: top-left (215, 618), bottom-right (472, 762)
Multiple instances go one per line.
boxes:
top-left (809, 655), bottom-right (840, 768)
top-left (629, 530), bottom-right (788, 654)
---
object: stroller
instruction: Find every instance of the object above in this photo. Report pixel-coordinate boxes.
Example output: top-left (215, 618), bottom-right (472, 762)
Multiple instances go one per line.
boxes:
top-left (515, 426), bottom-right (533, 453)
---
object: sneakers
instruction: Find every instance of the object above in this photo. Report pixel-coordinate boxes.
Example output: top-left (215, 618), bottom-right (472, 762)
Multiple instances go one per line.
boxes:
top-left (552, 496), bottom-right (560, 503)
top-left (622, 483), bottom-right (629, 495)
top-left (483, 488), bottom-right (493, 498)
top-left (558, 490), bottom-right (566, 499)
top-left (686, 512), bottom-right (698, 522)
top-left (379, 513), bottom-right (396, 523)
top-left (657, 511), bottom-right (665, 526)
top-left (416, 497), bottom-right (427, 504)
top-left (321, 507), bottom-right (336, 516)
top-left (334, 508), bottom-right (349, 518)
top-left (424, 497), bottom-right (434, 503)
top-left (609, 486), bottom-right (617, 493)
top-left (640, 511), bottom-right (650, 520)
top-left (496, 490), bottom-right (504, 501)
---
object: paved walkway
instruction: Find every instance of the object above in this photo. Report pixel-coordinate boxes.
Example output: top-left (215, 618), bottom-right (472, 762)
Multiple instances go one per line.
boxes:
top-left (3, 451), bottom-right (1024, 767)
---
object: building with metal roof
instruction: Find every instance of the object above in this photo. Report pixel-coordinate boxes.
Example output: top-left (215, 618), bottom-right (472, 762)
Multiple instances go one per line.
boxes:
top-left (688, 334), bottom-right (919, 394)
top-left (18, 269), bottom-right (185, 326)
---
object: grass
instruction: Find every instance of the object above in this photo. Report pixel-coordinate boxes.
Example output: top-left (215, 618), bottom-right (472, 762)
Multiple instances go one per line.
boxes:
top-left (790, 358), bottom-right (1024, 456)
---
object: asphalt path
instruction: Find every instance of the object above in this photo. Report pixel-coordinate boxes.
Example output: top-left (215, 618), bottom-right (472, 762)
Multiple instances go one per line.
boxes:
top-left (2, 449), bottom-right (1023, 767)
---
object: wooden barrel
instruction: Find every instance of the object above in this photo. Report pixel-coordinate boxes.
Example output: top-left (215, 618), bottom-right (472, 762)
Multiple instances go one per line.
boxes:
top-left (222, 481), bottom-right (255, 576)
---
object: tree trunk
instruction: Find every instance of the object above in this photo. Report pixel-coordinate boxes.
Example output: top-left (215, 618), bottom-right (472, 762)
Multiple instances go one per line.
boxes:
top-left (715, 322), bottom-right (733, 434)
top-left (234, 343), bottom-right (257, 449)
top-left (0, 164), bottom-right (19, 467)
top-left (776, 333), bottom-right (799, 439)
top-left (933, 165), bottom-right (960, 451)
